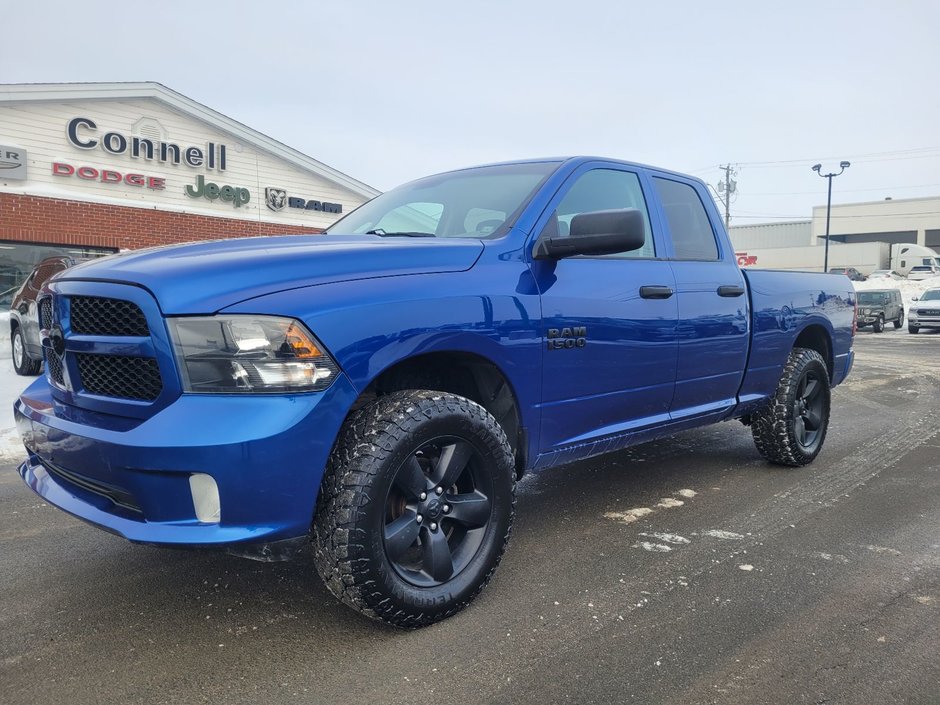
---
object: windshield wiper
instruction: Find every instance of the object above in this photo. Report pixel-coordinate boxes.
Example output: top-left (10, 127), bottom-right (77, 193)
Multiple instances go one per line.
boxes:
top-left (365, 229), bottom-right (436, 238)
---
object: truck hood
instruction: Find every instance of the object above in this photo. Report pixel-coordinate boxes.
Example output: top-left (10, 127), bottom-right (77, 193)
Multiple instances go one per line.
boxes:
top-left (58, 235), bottom-right (484, 313)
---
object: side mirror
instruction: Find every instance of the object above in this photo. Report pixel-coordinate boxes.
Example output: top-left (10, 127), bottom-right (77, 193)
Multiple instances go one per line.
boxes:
top-left (912, 296), bottom-right (919, 301)
top-left (534, 208), bottom-right (646, 260)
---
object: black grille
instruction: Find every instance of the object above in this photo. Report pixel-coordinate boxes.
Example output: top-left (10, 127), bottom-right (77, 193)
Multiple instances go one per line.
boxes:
top-left (40, 297), bottom-right (53, 330)
top-left (45, 349), bottom-right (64, 386)
top-left (76, 353), bottom-right (163, 401)
top-left (921, 309), bottom-right (940, 316)
top-left (70, 297), bottom-right (149, 337)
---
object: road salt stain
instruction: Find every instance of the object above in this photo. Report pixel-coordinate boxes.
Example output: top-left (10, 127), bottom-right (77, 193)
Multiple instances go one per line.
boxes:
top-left (639, 532), bottom-right (690, 545)
top-left (864, 544), bottom-right (902, 555)
top-left (604, 508), bottom-right (653, 524)
top-left (656, 498), bottom-right (684, 508)
top-left (702, 530), bottom-right (744, 540)
top-left (634, 542), bottom-right (672, 553)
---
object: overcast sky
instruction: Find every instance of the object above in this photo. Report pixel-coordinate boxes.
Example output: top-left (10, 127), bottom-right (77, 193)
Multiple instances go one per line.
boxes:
top-left (4, 1), bottom-right (939, 225)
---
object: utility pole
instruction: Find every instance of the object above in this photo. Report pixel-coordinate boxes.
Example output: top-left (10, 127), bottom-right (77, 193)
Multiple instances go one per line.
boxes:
top-left (712, 165), bottom-right (736, 230)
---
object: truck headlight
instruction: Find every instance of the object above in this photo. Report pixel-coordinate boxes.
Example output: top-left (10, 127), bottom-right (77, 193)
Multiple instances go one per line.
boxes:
top-left (909, 309), bottom-right (919, 320)
top-left (168, 315), bottom-right (339, 393)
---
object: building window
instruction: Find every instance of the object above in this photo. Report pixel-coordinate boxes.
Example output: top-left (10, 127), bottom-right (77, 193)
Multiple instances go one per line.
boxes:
top-left (0, 241), bottom-right (116, 307)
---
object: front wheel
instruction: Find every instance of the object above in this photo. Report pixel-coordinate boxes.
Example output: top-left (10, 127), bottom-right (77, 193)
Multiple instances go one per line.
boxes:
top-left (909, 325), bottom-right (920, 334)
top-left (751, 348), bottom-right (831, 467)
top-left (12, 327), bottom-right (42, 376)
top-left (313, 390), bottom-right (515, 628)
top-left (894, 311), bottom-right (904, 329)
top-left (873, 315), bottom-right (885, 333)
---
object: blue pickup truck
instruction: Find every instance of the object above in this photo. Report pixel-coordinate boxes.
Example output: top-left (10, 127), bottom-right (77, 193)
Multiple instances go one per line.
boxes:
top-left (14, 157), bottom-right (856, 627)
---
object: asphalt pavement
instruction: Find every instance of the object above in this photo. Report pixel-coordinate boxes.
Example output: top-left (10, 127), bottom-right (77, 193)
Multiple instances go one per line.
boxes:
top-left (1, 328), bottom-right (938, 705)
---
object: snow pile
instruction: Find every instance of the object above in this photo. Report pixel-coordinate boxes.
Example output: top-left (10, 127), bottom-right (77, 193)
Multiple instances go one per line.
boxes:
top-left (0, 311), bottom-right (33, 463)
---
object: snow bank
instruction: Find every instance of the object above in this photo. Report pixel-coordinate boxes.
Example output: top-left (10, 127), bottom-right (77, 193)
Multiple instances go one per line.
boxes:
top-left (0, 311), bottom-right (34, 463)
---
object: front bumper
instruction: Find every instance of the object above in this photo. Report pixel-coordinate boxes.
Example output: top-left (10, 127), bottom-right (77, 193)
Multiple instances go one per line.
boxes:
top-left (14, 374), bottom-right (358, 550)
top-left (909, 316), bottom-right (940, 329)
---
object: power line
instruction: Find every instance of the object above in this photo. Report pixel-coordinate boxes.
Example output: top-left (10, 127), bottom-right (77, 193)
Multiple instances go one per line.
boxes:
top-left (735, 145), bottom-right (940, 167)
top-left (738, 182), bottom-right (940, 196)
top-left (691, 146), bottom-right (940, 174)
top-left (732, 210), bottom-right (940, 220)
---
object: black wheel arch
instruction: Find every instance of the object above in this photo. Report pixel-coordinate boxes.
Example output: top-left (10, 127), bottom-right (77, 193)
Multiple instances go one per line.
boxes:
top-left (342, 351), bottom-right (527, 479)
top-left (793, 324), bottom-right (833, 380)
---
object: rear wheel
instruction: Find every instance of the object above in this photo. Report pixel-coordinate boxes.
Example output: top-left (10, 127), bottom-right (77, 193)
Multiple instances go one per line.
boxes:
top-left (873, 315), bottom-right (885, 333)
top-left (313, 390), bottom-right (515, 628)
top-left (12, 327), bottom-right (42, 376)
top-left (751, 348), bottom-right (831, 467)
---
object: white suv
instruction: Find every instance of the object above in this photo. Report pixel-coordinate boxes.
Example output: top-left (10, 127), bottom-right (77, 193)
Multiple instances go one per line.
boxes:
top-left (908, 289), bottom-right (940, 334)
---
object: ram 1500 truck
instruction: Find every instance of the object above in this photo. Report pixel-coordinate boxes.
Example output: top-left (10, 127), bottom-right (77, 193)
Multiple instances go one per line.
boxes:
top-left (14, 157), bottom-right (856, 627)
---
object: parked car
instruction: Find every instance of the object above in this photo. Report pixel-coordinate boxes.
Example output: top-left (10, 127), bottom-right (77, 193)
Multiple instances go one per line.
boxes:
top-left (908, 288), bottom-right (940, 333)
top-left (14, 156), bottom-right (856, 627)
top-left (829, 266), bottom-right (866, 281)
top-left (856, 289), bottom-right (904, 332)
top-left (907, 264), bottom-right (940, 281)
top-left (9, 255), bottom-right (77, 375)
top-left (867, 269), bottom-right (902, 280)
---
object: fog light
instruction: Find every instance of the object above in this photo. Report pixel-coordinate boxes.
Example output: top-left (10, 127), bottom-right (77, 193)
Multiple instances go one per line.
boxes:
top-left (189, 473), bottom-right (221, 523)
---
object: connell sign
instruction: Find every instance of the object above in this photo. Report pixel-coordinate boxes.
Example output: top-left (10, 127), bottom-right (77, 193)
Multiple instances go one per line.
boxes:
top-left (67, 117), bottom-right (228, 171)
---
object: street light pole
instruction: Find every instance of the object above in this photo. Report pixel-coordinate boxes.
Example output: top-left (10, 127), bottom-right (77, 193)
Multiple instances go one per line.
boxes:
top-left (812, 161), bottom-right (851, 272)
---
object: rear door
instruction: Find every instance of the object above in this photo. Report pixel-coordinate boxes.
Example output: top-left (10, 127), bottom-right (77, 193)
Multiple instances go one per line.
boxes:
top-left (650, 175), bottom-right (750, 419)
top-left (533, 164), bottom-right (678, 451)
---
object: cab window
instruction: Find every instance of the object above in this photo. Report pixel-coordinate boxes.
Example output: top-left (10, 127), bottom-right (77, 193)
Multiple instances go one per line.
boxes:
top-left (653, 177), bottom-right (719, 261)
top-left (544, 169), bottom-right (655, 259)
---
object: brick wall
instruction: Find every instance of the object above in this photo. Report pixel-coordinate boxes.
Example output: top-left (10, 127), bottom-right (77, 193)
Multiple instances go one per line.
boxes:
top-left (0, 192), bottom-right (322, 251)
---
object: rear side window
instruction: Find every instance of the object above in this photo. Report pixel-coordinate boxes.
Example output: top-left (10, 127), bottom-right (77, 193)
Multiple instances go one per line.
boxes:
top-left (653, 177), bottom-right (719, 261)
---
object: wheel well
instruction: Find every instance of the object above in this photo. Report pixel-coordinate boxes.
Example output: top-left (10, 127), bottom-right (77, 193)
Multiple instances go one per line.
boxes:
top-left (354, 352), bottom-right (526, 477)
top-left (794, 325), bottom-right (833, 379)
top-left (9, 317), bottom-right (18, 335)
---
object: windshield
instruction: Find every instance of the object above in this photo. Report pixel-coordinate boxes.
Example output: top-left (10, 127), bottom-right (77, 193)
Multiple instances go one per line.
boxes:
top-left (857, 292), bottom-right (887, 305)
top-left (326, 162), bottom-right (560, 238)
top-left (921, 289), bottom-right (940, 301)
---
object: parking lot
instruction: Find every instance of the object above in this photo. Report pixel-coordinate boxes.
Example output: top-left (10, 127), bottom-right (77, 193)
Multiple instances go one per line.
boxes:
top-left (1, 330), bottom-right (938, 705)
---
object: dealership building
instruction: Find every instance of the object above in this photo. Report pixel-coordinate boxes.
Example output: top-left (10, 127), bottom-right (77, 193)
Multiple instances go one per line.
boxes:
top-left (0, 82), bottom-right (378, 305)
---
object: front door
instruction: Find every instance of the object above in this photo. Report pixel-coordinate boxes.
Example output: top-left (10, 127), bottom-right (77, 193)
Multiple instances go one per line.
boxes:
top-left (532, 166), bottom-right (679, 452)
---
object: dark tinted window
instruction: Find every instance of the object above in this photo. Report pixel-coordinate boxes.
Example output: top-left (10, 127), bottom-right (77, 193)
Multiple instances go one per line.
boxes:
top-left (547, 169), bottom-right (655, 258)
top-left (653, 178), bottom-right (719, 261)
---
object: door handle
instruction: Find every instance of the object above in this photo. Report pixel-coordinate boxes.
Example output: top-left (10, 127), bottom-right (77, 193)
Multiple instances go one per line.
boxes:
top-left (639, 285), bottom-right (674, 299)
top-left (717, 285), bottom-right (746, 297)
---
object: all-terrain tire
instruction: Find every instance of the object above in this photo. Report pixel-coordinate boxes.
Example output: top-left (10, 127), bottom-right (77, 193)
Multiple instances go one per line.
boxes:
top-left (873, 315), bottom-right (885, 333)
top-left (894, 311), bottom-right (904, 329)
top-left (751, 348), bottom-right (831, 467)
top-left (312, 390), bottom-right (515, 628)
top-left (12, 327), bottom-right (42, 376)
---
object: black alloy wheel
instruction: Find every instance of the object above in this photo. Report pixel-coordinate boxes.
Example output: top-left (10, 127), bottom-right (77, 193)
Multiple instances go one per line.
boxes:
top-left (384, 437), bottom-right (492, 587)
top-left (751, 347), bottom-right (831, 467)
top-left (793, 368), bottom-right (825, 454)
top-left (313, 390), bottom-right (515, 628)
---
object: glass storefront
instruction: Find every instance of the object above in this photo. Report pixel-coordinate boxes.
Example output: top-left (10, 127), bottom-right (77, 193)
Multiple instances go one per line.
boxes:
top-left (0, 241), bottom-right (116, 307)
